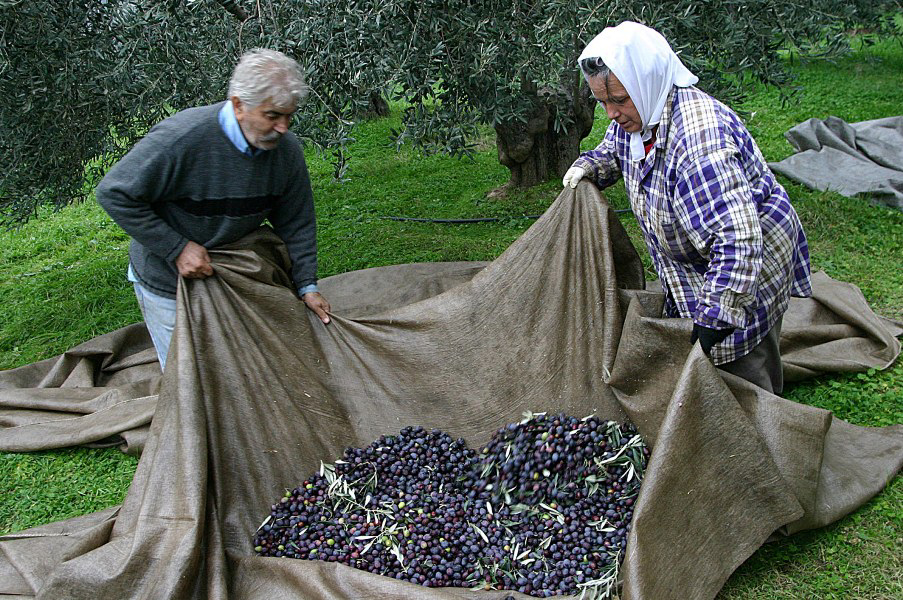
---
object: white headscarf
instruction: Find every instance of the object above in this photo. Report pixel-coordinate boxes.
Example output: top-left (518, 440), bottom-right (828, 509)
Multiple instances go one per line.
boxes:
top-left (578, 21), bottom-right (698, 161)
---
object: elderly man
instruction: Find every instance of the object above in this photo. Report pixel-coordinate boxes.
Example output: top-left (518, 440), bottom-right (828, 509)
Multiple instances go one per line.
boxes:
top-left (97, 48), bottom-right (330, 370)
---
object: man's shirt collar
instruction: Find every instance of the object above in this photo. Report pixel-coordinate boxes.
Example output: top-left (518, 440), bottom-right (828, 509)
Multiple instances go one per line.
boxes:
top-left (218, 101), bottom-right (263, 157)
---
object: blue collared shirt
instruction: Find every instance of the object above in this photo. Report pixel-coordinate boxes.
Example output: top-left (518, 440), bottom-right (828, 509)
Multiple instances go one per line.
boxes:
top-left (217, 102), bottom-right (318, 297)
top-left (218, 101), bottom-right (262, 157)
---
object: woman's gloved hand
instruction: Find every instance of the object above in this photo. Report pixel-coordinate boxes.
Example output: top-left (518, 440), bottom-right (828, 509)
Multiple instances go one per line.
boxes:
top-left (562, 166), bottom-right (586, 189)
top-left (691, 324), bottom-right (735, 355)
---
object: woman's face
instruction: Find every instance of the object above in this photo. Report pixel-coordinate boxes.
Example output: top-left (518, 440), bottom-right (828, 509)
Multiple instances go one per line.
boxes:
top-left (588, 72), bottom-right (642, 133)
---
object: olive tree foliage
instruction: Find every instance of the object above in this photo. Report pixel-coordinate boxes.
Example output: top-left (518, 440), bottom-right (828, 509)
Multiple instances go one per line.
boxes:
top-left (0, 0), bottom-right (239, 227)
top-left (0, 0), bottom-right (391, 226)
top-left (0, 0), bottom-right (898, 226)
top-left (296, 0), bottom-right (899, 194)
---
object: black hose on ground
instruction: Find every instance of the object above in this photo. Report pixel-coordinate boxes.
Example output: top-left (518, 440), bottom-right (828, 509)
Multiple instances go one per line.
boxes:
top-left (380, 209), bottom-right (632, 224)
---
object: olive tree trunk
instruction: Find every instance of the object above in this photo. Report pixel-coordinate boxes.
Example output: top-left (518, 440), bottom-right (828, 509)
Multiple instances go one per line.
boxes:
top-left (363, 91), bottom-right (390, 118)
top-left (493, 83), bottom-right (596, 196)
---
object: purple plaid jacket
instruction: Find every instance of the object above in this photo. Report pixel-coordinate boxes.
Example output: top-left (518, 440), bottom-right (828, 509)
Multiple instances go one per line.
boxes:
top-left (574, 86), bottom-right (812, 364)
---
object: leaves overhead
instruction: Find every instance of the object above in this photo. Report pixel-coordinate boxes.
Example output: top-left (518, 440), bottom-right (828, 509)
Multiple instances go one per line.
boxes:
top-left (1, 0), bottom-right (898, 226)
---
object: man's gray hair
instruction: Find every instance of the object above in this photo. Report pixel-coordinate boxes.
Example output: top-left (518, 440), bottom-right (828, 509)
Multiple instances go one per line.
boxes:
top-left (579, 56), bottom-right (612, 80)
top-left (228, 48), bottom-right (308, 109)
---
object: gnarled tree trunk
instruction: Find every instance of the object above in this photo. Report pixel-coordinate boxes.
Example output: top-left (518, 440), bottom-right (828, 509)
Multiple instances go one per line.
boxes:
top-left (493, 82), bottom-right (595, 196)
top-left (362, 91), bottom-right (390, 119)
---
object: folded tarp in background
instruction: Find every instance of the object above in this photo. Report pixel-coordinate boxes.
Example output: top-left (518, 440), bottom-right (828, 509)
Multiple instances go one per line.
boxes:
top-left (769, 115), bottom-right (903, 211)
top-left (1, 183), bottom-right (901, 599)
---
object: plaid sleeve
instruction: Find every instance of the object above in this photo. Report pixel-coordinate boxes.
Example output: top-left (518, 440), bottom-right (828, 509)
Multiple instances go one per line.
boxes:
top-left (572, 123), bottom-right (621, 189)
top-left (674, 148), bottom-right (763, 329)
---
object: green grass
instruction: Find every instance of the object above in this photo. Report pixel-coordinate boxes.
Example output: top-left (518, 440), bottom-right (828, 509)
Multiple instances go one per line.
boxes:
top-left (0, 202), bottom-right (142, 369)
top-left (0, 448), bottom-right (139, 532)
top-left (1, 34), bottom-right (901, 598)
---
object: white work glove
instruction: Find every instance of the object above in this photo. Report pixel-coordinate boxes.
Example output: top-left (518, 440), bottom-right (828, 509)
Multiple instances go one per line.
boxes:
top-left (562, 166), bottom-right (585, 189)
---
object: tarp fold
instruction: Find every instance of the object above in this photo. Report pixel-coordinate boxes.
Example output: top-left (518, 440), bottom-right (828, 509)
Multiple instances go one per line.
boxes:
top-left (769, 115), bottom-right (903, 211)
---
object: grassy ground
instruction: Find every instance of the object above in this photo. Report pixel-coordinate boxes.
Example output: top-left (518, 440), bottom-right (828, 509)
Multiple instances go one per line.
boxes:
top-left (2, 36), bottom-right (901, 598)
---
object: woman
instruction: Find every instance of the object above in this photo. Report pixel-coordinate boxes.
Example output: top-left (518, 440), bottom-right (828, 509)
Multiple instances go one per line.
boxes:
top-left (563, 21), bottom-right (811, 394)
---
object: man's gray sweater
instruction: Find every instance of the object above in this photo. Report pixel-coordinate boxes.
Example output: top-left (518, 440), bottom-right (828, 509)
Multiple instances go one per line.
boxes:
top-left (96, 102), bottom-right (317, 299)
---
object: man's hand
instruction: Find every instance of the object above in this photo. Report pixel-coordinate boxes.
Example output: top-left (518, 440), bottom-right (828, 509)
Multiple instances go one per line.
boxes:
top-left (691, 324), bottom-right (735, 356)
top-left (176, 241), bottom-right (214, 279)
top-left (562, 166), bottom-right (585, 189)
top-left (302, 291), bottom-right (331, 324)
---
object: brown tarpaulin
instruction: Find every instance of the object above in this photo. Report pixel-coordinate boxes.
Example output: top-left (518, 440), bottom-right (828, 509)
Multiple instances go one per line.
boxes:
top-left (1, 183), bottom-right (901, 599)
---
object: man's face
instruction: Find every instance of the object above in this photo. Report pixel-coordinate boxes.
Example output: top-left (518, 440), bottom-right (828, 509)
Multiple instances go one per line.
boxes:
top-left (588, 72), bottom-right (642, 133)
top-left (232, 97), bottom-right (297, 150)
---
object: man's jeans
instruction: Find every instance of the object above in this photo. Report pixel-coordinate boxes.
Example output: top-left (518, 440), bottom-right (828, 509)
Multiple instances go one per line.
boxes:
top-left (133, 282), bottom-right (176, 371)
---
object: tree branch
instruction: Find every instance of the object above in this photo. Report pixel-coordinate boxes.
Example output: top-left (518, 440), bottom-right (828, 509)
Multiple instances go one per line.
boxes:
top-left (211, 0), bottom-right (249, 22)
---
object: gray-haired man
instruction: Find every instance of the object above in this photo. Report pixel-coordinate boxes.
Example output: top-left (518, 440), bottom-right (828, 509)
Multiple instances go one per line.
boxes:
top-left (97, 49), bottom-right (330, 371)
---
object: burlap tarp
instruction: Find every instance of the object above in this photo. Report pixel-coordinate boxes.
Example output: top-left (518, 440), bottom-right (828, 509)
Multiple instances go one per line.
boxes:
top-left (1, 183), bottom-right (901, 599)
top-left (769, 115), bottom-right (903, 212)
